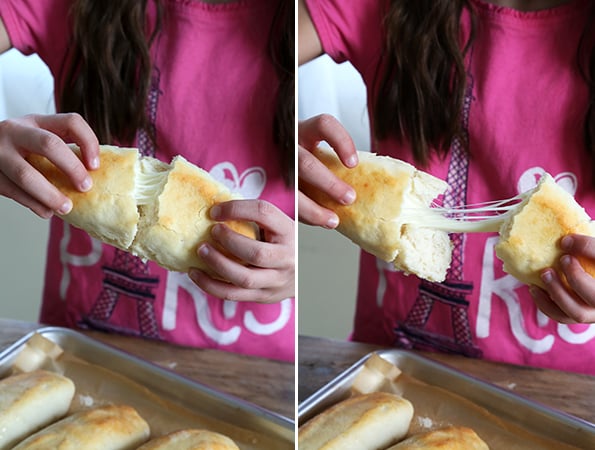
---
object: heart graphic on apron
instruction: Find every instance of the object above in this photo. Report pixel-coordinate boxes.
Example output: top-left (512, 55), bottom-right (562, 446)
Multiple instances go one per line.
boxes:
top-left (210, 161), bottom-right (266, 199)
top-left (517, 167), bottom-right (577, 196)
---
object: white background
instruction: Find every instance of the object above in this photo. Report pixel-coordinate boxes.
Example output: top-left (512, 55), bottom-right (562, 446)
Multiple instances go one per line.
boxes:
top-left (298, 55), bottom-right (370, 339)
top-left (0, 49), bottom-right (54, 321)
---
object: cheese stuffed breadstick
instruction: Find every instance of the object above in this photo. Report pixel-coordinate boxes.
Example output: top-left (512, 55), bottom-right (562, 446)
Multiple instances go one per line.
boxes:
top-left (386, 426), bottom-right (489, 449)
top-left (0, 370), bottom-right (75, 449)
top-left (301, 146), bottom-right (453, 282)
top-left (27, 145), bottom-right (257, 275)
top-left (410, 172), bottom-right (595, 288)
top-left (495, 173), bottom-right (595, 288)
top-left (12, 404), bottom-right (150, 450)
top-left (304, 145), bottom-right (595, 287)
top-left (298, 392), bottom-right (414, 450)
top-left (137, 429), bottom-right (239, 450)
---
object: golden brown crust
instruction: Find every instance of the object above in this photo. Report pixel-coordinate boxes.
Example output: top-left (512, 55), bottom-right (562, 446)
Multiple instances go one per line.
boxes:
top-left (301, 147), bottom-right (416, 262)
top-left (495, 174), bottom-right (595, 288)
top-left (0, 370), bottom-right (75, 448)
top-left (298, 392), bottom-right (414, 450)
top-left (130, 155), bottom-right (257, 273)
top-left (29, 146), bottom-right (257, 274)
top-left (28, 146), bottom-right (139, 250)
top-left (387, 426), bottom-right (489, 449)
top-left (137, 429), bottom-right (239, 450)
top-left (12, 404), bottom-right (150, 450)
top-left (301, 146), bottom-right (451, 281)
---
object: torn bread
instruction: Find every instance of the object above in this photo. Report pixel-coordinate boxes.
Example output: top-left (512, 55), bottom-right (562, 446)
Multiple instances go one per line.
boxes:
top-left (298, 391), bottom-right (414, 450)
top-left (0, 370), bottom-right (75, 449)
top-left (495, 173), bottom-right (595, 288)
top-left (28, 145), bottom-right (257, 274)
top-left (386, 426), bottom-right (489, 449)
top-left (351, 353), bottom-right (402, 395)
top-left (12, 332), bottom-right (64, 374)
top-left (137, 429), bottom-right (239, 450)
top-left (301, 146), bottom-right (452, 282)
top-left (12, 404), bottom-right (150, 450)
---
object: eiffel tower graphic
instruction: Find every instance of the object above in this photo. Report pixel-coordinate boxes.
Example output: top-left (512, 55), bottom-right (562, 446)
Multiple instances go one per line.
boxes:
top-left (395, 68), bottom-right (482, 358)
top-left (80, 68), bottom-right (163, 338)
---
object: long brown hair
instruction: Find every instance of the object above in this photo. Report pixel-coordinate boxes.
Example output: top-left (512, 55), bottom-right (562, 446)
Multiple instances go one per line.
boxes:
top-left (375, 0), bottom-right (595, 178)
top-left (270, 0), bottom-right (295, 186)
top-left (59, 0), bottom-right (294, 186)
top-left (579, 4), bottom-right (595, 176)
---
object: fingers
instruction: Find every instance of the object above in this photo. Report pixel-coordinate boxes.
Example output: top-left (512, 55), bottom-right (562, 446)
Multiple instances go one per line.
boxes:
top-left (189, 267), bottom-right (289, 303)
top-left (189, 199), bottom-right (295, 303)
top-left (197, 241), bottom-right (287, 287)
top-left (298, 114), bottom-right (358, 228)
top-left (0, 155), bottom-right (73, 215)
top-left (299, 114), bottom-right (358, 167)
top-left (298, 191), bottom-right (339, 228)
top-left (207, 224), bottom-right (288, 268)
top-left (0, 127), bottom-right (74, 215)
top-left (210, 199), bottom-right (293, 244)
top-left (32, 113), bottom-right (100, 171)
top-left (25, 113), bottom-right (99, 186)
top-left (0, 113), bottom-right (99, 215)
top-left (526, 233), bottom-right (595, 324)
top-left (191, 233), bottom-right (294, 303)
top-left (208, 200), bottom-right (294, 269)
top-left (537, 268), bottom-right (595, 323)
top-left (558, 255), bottom-right (595, 308)
top-left (0, 172), bottom-right (54, 218)
top-left (10, 124), bottom-right (92, 193)
top-left (529, 285), bottom-right (574, 323)
top-left (298, 145), bottom-right (356, 206)
top-left (560, 234), bottom-right (595, 260)
top-left (551, 234), bottom-right (595, 321)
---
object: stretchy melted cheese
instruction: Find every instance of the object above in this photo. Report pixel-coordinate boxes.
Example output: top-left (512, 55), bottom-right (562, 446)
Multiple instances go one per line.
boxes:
top-left (28, 145), bottom-right (257, 275)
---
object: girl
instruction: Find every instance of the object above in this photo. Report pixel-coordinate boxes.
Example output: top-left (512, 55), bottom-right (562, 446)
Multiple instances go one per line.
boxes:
top-left (0, 0), bottom-right (295, 362)
top-left (299, 0), bottom-right (595, 374)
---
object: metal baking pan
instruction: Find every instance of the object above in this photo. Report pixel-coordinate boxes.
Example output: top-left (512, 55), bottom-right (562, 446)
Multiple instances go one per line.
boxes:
top-left (298, 349), bottom-right (595, 447)
top-left (0, 326), bottom-right (294, 448)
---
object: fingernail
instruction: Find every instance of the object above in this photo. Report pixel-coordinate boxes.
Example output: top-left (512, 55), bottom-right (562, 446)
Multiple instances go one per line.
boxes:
top-left (346, 154), bottom-right (358, 167)
top-left (326, 214), bottom-right (339, 229)
top-left (90, 157), bottom-right (100, 170)
top-left (560, 235), bottom-right (573, 251)
top-left (211, 224), bottom-right (223, 236)
top-left (80, 176), bottom-right (92, 192)
top-left (210, 205), bottom-right (221, 219)
top-left (188, 268), bottom-right (200, 282)
top-left (341, 190), bottom-right (356, 205)
top-left (198, 243), bottom-right (210, 257)
top-left (57, 199), bottom-right (72, 215)
top-left (40, 209), bottom-right (54, 219)
top-left (561, 255), bottom-right (572, 267)
top-left (541, 269), bottom-right (553, 285)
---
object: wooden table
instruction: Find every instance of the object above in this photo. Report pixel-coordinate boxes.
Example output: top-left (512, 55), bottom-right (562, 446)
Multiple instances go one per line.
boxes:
top-left (0, 319), bottom-right (294, 419)
top-left (298, 334), bottom-right (595, 425)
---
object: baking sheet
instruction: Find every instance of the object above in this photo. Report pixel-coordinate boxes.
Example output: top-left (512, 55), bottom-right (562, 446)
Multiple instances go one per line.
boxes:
top-left (298, 349), bottom-right (595, 448)
top-left (0, 326), bottom-right (294, 449)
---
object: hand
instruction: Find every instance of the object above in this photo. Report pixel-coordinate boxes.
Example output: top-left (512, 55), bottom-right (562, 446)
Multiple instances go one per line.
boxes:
top-left (530, 234), bottom-right (595, 323)
top-left (0, 113), bottom-right (100, 218)
top-left (189, 199), bottom-right (294, 303)
top-left (298, 114), bottom-right (358, 228)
